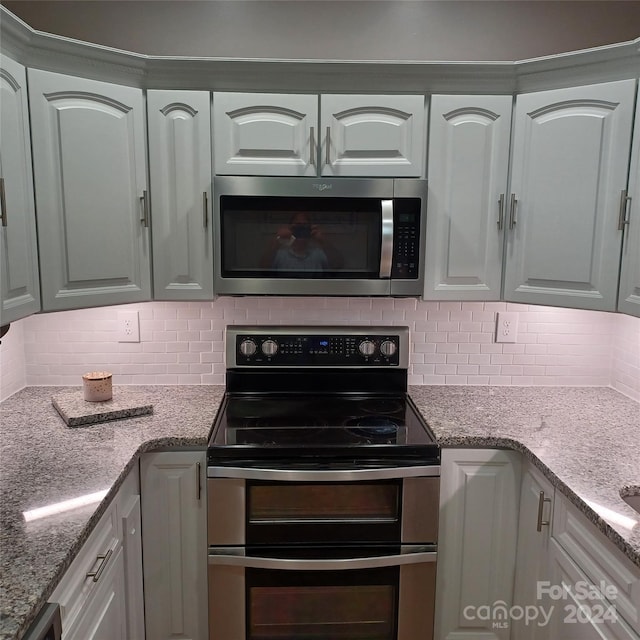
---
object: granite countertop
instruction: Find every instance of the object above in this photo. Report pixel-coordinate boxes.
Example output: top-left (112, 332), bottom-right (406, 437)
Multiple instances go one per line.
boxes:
top-left (0, 385), bottom-right (224, 640)
top-left (409, 385), bottom-right (640, 568)
top-left (1, 385), bottom-right (639, 639)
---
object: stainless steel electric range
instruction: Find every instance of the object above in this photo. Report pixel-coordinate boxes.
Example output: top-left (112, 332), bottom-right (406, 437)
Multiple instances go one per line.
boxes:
top-left (206, 326), bottom-right (440, 640)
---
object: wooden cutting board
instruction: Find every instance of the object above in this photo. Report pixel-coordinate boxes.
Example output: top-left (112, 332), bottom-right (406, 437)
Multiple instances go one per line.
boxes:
top-left (52, 389), bottom-right (153, 427)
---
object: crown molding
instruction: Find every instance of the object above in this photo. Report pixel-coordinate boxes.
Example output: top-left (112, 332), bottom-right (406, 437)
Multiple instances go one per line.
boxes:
top-left (1, 6), bottom-right (638, 94)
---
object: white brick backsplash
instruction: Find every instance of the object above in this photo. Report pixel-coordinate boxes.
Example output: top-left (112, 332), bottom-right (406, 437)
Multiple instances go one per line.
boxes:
top-left (0, 299), bottom-right (638, 400)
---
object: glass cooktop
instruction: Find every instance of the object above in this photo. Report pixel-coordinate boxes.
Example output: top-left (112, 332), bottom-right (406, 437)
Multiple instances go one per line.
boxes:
top-left (207, 393), bottom-right (439, 463)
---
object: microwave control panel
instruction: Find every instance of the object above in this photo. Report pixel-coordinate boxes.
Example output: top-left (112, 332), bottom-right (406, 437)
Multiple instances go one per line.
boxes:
top-left (391, 199), bottom-right (420, 279)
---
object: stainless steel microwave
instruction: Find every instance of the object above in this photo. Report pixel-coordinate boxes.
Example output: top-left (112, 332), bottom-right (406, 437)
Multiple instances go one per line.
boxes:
top-left (213, 176), bottom-right (426, 297)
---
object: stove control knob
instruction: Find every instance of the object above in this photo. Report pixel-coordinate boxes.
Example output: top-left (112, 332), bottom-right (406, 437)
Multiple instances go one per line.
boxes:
top-left (380, 340), bottom-right (397, 357)
top-left (261, 339), bottom-right (279, 356)
top-left (359, 340), bottom-right (376, 357)
top-left (239, 339), bottom-right (257, 357)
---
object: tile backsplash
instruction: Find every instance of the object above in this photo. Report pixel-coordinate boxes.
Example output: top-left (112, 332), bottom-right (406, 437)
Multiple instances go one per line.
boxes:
top-left (1, 298), bottom-right (639, 402)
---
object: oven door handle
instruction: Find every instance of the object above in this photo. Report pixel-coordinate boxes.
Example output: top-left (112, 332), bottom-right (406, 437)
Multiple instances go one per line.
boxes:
top-left (207, 465), bottom-right (440, 481)
top-left (208, 549), bottom-right (436, 571)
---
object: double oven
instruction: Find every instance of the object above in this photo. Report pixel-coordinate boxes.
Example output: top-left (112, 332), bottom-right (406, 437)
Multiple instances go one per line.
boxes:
top-left (207, 326), bottom-right (440, 640)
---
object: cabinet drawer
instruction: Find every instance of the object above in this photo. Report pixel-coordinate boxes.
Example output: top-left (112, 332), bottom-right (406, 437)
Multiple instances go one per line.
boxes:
top-left (549, 539), bottom-right (639, 640)
top-left (552, 493), bottom-right (640, 634)
top-left (50, 501), bottom-right (120, 632)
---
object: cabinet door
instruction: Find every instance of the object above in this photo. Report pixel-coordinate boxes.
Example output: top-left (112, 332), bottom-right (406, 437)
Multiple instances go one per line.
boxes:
top-left (618, 94), bottom-right (640, 317)
top-left (148, 90), bottom-right (214, 300)
top-left (504, 80), bottom-right (635, 311)
top-left (546, 540), bottom-right (640, 640)
top-left (213, 92), bottom-right (318, 176)
top-left (320, 94), bottom-right (425, 177)
top-left (28, 69), bottom-right (150, 311)
top-left (65, 546), bottom-right (127, 640)
top-left (425, 95), bottom-right (511, 300)
top-left (0, 54), bottom-right (40, 324)
top-left (435, 448), bottom-right (521, 640)
top-left (141, 451), bottom-right (208, 640)
top-left (512, 462), bottom-right (555, 640)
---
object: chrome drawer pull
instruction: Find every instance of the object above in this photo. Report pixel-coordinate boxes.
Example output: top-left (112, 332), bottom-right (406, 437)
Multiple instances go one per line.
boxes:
top-left (618, 189), bottom-right (632, 231)
top-left (140, 190), bottom-right (149, 227)
top-left (497, 193), bottom-right (505, 230)
top-left (536, 491), bottom-right (552, 532)
top-left (0, 178), bottom-right (7, 227)
top-left (508, 193), bottom-right (518, 230)
top-left (86, 548), bottom-right (113, 582)
top-left (203, 191), bottom-right (208, 228)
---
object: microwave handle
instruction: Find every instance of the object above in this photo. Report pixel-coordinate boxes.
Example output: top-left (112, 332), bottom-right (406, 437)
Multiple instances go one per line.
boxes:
top-left (380, 199), bottom-right (394, 278)
top-left (208, 549), bottom-right (436, 571)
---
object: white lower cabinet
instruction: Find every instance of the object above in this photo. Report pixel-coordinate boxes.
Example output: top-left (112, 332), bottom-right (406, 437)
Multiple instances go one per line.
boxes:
top-left (512, 462), bottom-right (640, 640)
top-left (64, 546), bottom-right (127, 640)
top-left (546, 538), bottom-right (639, 640)
top-left (50, 467), bottom-right (144, 640)
top-left (434, 448), bottom-right (521, 640)
top-left (140, 451), bottom-right (208, 640)
top-left (512, 462), bottom-right (555, 640)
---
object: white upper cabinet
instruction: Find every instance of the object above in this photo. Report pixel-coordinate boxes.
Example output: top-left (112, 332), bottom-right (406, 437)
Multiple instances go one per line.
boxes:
top-left (319, 94), bottom-right (425, 177)
top-left (213, 92), bottom-right (318, 176)
top-left (147, 90), bottom-right (214, 300)
top-left (425, 95), bottom-right (512, 300)
top-left (618, 94), bottom-right (640, 317)
top-left (28, 69), bottom-right (151, 311)
top-left (0, 54), bottom-right (40, 325)
top-left (503, 79), bottom-right (636, 311)
top-left (213, 92), bottom-right (425, 177)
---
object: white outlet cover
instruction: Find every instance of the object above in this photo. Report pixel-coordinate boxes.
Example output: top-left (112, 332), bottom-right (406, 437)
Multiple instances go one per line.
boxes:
top-left (117, 310), bottom-right (140, 343)
top-left (495, 312), bottom-right (518, 343)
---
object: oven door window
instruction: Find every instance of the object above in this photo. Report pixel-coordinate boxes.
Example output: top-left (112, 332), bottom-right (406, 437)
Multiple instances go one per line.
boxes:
top-left (247, 481), bottom-right (401, 545)
top-left (220, 196), bottom-right (382, 279)
top-left (248, 567), bottom-right (397, 640)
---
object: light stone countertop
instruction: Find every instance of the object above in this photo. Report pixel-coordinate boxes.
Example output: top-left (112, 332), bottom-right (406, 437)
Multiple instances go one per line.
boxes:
top-left (1, 384), bottom-right (639, 639)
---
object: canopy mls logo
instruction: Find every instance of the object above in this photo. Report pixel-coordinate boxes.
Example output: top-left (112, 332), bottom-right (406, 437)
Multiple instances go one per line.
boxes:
top-left (312, 183), bottom-right (333, 191)
top-left (463, 580), bottom-right (619, 629)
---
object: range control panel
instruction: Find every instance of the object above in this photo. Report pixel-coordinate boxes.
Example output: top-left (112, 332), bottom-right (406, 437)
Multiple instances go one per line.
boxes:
top-left (228, 326), bottom-right (408, 367)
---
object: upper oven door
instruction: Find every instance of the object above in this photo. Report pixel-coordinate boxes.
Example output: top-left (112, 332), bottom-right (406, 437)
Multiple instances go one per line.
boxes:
top-left (208, 471), bottom-right (439, 547)
top-left (213, 176), bottom-right (425, 296)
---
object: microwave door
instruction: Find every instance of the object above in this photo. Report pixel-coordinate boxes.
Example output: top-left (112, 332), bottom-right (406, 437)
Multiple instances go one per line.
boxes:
top-left (380, 199), bottom-right (394, 278)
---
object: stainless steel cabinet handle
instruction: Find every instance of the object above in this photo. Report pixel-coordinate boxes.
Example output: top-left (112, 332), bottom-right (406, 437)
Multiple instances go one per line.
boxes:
top-left (536, 491), bottom-right (552, 532)
top-left (202, 192), bottom-right (208, 228)
top-left (325, 126), bottom-right (331, 167)
top-left (196, 461), bottom-right (202, 501)
top-left (309, 126), bottom-right (316, 168)
top-left (618, 189), bottom-right (632, 231)
top-left (208, 550), bottom-right (437, 571)
top-left (497, 193), bottom-right (505, 230)
top-left (86, 548), bottom-right (113, 582)
top-left (379, 199), bottom-right (394, 279)
top-left (140, 191), bottom-right (149, 227)
top-left (0, 178), bottom-right (7, 227)
top-left (508, 193), bottom-right (518, 230)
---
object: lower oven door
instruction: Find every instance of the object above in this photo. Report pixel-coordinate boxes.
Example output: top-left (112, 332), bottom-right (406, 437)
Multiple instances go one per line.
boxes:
top-left (207, 547), bottom-right (436, 640)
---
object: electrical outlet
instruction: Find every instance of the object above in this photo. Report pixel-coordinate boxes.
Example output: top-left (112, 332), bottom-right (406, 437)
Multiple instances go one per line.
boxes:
top-left (495, 312), bottom-right (518, 343)
top-left (117, 310), bottom-right (140, 343)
